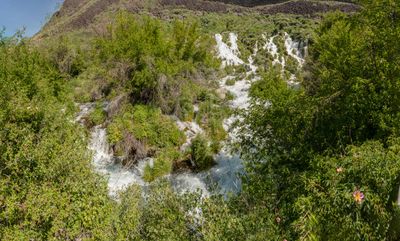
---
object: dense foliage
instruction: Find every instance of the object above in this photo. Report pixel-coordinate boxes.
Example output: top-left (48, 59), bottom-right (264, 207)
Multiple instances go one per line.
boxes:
top-left (0, 37), bottom-right (114, 240)
top-left (108, 104), bottom-right (184, 180)
top-left (95, 13), bottom-right (217, 115)
top-left (189, 135), bottom-right (215, 171)
top-left (239, 0), bottom-right (400, 239)
top-left (1, 0), bottom-right (400, 240)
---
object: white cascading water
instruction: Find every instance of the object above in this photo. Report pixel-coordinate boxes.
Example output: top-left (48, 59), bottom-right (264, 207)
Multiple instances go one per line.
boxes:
top-left (222, 37), bottom-right (260, 111)
top-left (284, 32), bottom-right (306, 88)
top-left (287, 74), bottom-right (301, 89)
top-left (284, 32), bottom-right (305, 67)
top-left (263, 34), bottom-right (278, 58)
top-left (209, 32), bottom-right (306, 195)
top-left (229, 32), bottom-right (240, 56)
top-left (263, 33), bottom-right (306, 70)
top-left (172, 32), bottom-right (306, 197)
top-left (263, 34), bottom-right (285, 69)
top-left (89, 127), bottom-right (152, 197)
top-left (263, 34), bottom-right (282, 67)
top-left (212, 35), bottom-right (260, 194)
top-left (75, 102), bottom-right (96, 123)
top-left (175, 119), bottom-right (204, 151)
top-left (77, 32), bottom-right (306, 198)
top-left (170, 118), bottom-right (210, 196)
top-left (172, 33), bottom-right (261, 196)
top-left (215, 33), bottom-right (244, 67)
top-left (76, 104), bottom-right (151, 197)
top-left (170, 173), bottom-right (210, 197)
top-left (263, 33), bottom-right (305, 87)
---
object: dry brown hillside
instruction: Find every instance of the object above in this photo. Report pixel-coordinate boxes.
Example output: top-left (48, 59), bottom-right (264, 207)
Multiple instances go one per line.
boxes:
top-left (36, 0), bottom-right (359, 39)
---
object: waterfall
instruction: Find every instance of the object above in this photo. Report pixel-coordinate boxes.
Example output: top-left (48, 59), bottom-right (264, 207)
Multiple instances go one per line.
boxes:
top-left (172, 33), bottom-right (261, 196)
top-left (284, 32), bottom-right (305, 67)
top-left (89, 127), bottom-right (150, 197)
top-left (175, 119), bottom-right (204, 151)
top-left (215, 33), bottom-right (244, 67)
top-left (75, 102), bottom-right (96, 123)
top-left (76, 103), bottom-right (151, 197)
top-left (170, 173), bottom-right (210, 197)
top-left (77, 31), bottom-right (307, 198)
top-left (229, 32), bottom-right (241, 56)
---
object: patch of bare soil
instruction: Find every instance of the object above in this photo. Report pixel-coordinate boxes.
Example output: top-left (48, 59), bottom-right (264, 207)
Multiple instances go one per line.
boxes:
top-left (209, 0), bottom-right (289, 7)
top-left (260, 1), bottom-right (360, 15)
top-left (160, 0), bottom-right (231, 12)
top-left (67, 0), bottom-right (120, 29)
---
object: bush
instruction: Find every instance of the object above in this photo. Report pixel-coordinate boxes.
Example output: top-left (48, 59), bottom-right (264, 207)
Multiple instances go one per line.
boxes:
top-left (87, 103), bottom-right (107, 127)
top-left (238, 2), bottom-right (400, 240)
top-left (196, 97), bottom-right (228, 149)
top-left (143, 149), bottom-right (181, 182)
top-left (293, 139), bottom-right (400, 240)
top-left (107, 104), bottom-right (184, 171)
top-left (45, 36), bottom-right (86, 77)
top-left (0, 38), bottom-right (114, 240)
top-left (225, 78), bottom-right (236, 86)
top-left (190, 135), bottom-right (215, 171)
top-left (113, 185), bottom-right (142, 240)
top-left (108, 104), bottom-right (185, 148)
top-left (139, 181), bottom-right (193, 240)
top-left (72, 66), bottom-right (110, 102)
top-left (95, 12), bottom-right (217, 114)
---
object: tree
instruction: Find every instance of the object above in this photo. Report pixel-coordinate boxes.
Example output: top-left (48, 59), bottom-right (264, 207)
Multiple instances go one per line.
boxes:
top-left (238, 1), bottom-right (400, 239)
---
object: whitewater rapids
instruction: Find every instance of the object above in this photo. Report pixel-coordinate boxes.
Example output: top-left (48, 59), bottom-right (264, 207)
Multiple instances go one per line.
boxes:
top-left (77, 31), bottom-right (306, 198)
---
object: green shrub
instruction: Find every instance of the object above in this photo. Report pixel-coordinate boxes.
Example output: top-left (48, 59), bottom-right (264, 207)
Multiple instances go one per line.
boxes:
top-left (139, 181), bottom-right (193, 240)
top-left (239, 2), bottom-right (400, 240)
top-left (108, 104), bottom-right (185, 148)
top-left (296, 139), bottom-right (400, 240)
top-left (284, 55), bottom-right (299, 74)
top-left (190, 135), bottom-right (215, 171)
top-left (225, 78), bottom-right (236, 86)
top-left (44, 35), bottom-right (87, 77)
top-left (113, 185), bottom-right (142, 240)
top-left (143, 149), bottom-right (181, 182)
top-left (224, 65), bottom-right (235, 75)
top-left (95, 12), bottom-right (216, 113)
top-left (87, 103), bottom-right (107, 126)
top-left (225, 91), bottom-right (235, 101)
top-left (0, 38), bottom-right (114, 240)
top-left (108, 104), bottom-right (184, 174)
top-left (196, 98), bottom-right (228, 148)
top-left (72, 66), bottom-right (110, 102)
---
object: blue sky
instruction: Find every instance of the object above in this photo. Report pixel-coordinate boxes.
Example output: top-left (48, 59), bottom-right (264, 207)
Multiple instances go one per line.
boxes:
top-left (0, 0), bottom-right (64, 36)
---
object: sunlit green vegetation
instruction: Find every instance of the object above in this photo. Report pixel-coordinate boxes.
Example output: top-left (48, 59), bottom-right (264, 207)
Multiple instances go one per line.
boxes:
top-left (94, 13), bottom-right (218, 112)
top-left (238, 1), bottom-right (400, 239)
top-left (0, 35), bottom-right (114, 240)
top-left (1, 0), bottom-right (400, 240)
top-left (87, 103), bottom-right (107, 127)
top-left (107, 104), bottom-right (184, 176)
top-left (189, 135), bottom-right (215, 171)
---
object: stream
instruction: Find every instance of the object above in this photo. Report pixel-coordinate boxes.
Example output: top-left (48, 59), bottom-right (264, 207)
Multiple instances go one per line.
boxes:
top-left (76, 32), bottom-right (306, 198)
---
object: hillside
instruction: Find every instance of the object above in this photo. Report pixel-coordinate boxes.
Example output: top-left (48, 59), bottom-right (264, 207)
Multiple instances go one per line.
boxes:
top-left (3, 0), bottom-right (400, 240)
top-left (36, 0), bottom-right (359, 39)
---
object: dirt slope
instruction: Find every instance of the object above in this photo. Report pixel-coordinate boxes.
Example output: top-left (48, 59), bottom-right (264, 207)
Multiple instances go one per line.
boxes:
top-left (36, 0), bottom-right (359, 39)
